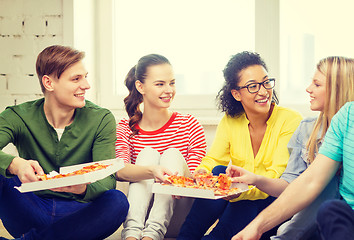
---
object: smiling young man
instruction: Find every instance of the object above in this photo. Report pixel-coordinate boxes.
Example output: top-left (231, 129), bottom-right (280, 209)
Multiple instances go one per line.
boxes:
top-left (0, 45), bottom-right (129, 240)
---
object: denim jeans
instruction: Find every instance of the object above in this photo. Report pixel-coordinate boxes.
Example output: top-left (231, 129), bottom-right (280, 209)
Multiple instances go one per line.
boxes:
top-left (177, 165), bottom-right (277, 240)
top-left (0, 175), bottom-right (129, 240)
top-left (271, 176), bottom-right (339, 240)
top-left (317, 199), bottom-right (354, 240)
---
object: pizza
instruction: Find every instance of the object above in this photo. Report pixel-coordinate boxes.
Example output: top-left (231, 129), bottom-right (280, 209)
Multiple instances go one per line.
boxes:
top-left (165, 173), bottom-right (240, 196)
top-left (216, 173), bottom-right (232, 190)
top-left (166, 175), bottom-right (195, 187)
top-left (38, 162), bottom-right (112, 181)
top-left (194, 173), bottom-right (218, 188)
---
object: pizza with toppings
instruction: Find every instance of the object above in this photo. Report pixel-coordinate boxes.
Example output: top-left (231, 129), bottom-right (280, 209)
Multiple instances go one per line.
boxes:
top-left (217, 173), bottom-right (232, 190)
top-left (38, 162), bottom-right (112, 181)
top-left (166, 175), bottom-right (195, 187)
top-left (195, 173), bottom-right (218, 188)
top-left (165, 173), bottom-right (240, 196)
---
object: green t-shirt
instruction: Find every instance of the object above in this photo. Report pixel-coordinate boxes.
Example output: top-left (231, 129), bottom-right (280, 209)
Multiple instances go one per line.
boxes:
top-left (0, 98), bottom-right (117, 202)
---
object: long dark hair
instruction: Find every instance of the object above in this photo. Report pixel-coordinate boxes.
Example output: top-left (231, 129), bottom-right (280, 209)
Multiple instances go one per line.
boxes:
top-left (217, 51), bottom-right (279, 117)
top-left (124, 54), bottom-right (170, 136)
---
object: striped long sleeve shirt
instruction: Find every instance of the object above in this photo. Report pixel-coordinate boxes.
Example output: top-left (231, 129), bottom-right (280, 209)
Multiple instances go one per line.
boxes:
top-left (115, 112), bottom-right (207, 173)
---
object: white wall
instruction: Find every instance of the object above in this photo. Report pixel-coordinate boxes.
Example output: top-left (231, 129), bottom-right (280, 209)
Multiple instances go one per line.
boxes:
top-left (0, 0), bottom-right (64, 111)
top-left (0, 0), bottom-right (219, 151)
top-left (0, 0), bottom-right (312, 153)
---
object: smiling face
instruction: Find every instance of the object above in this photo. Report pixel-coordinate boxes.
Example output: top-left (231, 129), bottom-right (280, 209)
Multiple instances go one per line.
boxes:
top-left (306, 69), bottom-right (327, 112)
top-left (136, 63), bottom-right (175, 110)
top-left (231, 65), bottom-right (273, 116)
top-left (48, 60), bottom-right (90, 110)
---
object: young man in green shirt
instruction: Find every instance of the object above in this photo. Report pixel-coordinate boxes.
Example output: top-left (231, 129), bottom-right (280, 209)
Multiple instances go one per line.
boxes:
top-left (0, 45), bottom-right (128, 240)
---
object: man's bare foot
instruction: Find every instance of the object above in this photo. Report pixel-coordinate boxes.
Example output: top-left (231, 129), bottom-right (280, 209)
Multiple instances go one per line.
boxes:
top-left (126, 237), bottom-right (138, 240)
top-left (141, 237), bottom-right (153, 240)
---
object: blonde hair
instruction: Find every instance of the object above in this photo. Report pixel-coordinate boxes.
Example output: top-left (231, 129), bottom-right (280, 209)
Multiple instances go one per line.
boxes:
top-left (307, 56), bottom-right (354, 163)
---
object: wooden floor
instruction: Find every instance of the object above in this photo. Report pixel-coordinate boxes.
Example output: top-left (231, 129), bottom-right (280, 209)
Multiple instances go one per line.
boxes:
top-left (0, 223), bottom-right (178, 239)
top-left (0, 219), bottom-right (215, 240)
top-left (0, 220), bottom-right (13, 239)
top-left (0, 220), bottom-right (121, 239)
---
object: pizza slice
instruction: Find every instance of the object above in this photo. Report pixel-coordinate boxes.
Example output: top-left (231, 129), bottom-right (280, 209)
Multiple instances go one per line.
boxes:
top-left (194, 173), bottom-right (218, 188)
top-left (216, 173), bottom-right (232, 190)
top-left (38, 162), bottom-right (111, 181)
top-left (165, 175), bottom-right (195, 187)
top-left (163, 172), bottom-right (242, 197)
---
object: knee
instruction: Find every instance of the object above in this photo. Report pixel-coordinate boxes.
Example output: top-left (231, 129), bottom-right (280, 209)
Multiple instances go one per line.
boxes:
top-left (136, 147), bottom-right (160, 166)
top-left (318, 199), bottom-right (342, 214)
top-left (212, 165), bottom-right (227, 175)
top-left (161, 148), bottom-right (183, 165)
top-left (162, 148), bottom-right (181, 157)
top-left (101, 189), bottom-right (129, 217)
top-left (160, 148), bottom-right (185, 171)
top-left (140, 147), bottom-right (158, 156)
top-left (317, 199), bottom-right (344, 222)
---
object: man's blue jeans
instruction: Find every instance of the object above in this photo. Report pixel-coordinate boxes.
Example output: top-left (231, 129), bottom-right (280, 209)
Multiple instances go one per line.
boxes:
top-left (0, 175), bottom-right (129, 240)
top-left (317, 199), bottom-right (354, 240)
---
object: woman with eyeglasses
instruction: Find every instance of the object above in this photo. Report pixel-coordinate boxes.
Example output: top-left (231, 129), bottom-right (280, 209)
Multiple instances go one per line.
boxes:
top-left (177, 51), bottom-right (302, 240)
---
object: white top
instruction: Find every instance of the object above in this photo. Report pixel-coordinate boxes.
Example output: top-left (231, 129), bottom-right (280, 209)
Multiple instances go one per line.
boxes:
top-left (55, 128), bottom-right (65, 141)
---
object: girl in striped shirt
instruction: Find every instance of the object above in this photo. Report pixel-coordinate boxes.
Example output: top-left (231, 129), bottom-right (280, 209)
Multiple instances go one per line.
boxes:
top-left (115, 54), bottom-right (207, 240)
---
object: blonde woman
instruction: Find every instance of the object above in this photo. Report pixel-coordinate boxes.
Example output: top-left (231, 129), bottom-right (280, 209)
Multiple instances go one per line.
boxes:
top-left (228, 56), bottom-right (354, 239)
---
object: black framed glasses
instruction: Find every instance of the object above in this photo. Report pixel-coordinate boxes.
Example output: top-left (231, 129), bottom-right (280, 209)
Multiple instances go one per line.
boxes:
top-left (235, 78), bottom-right (275, 93)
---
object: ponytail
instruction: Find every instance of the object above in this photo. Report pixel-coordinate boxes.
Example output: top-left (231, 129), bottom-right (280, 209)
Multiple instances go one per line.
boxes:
top-left (123, 54), bottom-right (171, 137)
top-left (124, 66), bottom-right (143, 136)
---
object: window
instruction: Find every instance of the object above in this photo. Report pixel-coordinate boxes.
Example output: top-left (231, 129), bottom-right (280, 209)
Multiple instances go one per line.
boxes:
top-left (83, 1), bottom-right (354, 119)
top-left (279, 0), bottom-right (354, 110)
top-left (96, 1), bottom-right (279, 120)
top-left (96, 0), bottom-right (261, 121)
top-left (113, 0), bottom-right (255, 97)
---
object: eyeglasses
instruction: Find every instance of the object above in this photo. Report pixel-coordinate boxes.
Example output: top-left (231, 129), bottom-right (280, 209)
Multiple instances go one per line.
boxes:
top-left (235, 78), bottom-right (275, 93)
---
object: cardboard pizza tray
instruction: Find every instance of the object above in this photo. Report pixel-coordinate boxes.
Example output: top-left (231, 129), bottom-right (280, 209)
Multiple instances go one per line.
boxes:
top-left (15, 159), bottom-right (125, 193)
top-left (152, 182), bottom-right (255, 199)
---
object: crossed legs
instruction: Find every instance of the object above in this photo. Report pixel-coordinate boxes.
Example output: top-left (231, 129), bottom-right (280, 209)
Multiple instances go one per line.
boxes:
top-left (122, 147), bottom-right (188, 240)
top-left (0, 175), bottom-right (129, 240)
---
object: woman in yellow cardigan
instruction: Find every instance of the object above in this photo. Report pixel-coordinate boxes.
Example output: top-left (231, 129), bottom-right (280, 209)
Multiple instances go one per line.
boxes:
top-left (177, 51), bottom-right (302, 240)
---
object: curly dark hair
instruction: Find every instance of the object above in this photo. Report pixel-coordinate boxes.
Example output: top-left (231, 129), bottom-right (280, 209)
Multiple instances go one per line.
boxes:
top-left (217, 51), bottom-right (278, 117)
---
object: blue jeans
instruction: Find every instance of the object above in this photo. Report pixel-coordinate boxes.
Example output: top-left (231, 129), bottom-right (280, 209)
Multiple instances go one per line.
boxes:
top-left (270, 176), bottom-right (339, 240)
top-left (0, 175), bottom-right (129, 240)
top-left (317, 199), bottom-right (354, 240)
top-left (177, 165), bottom-right (278, 240)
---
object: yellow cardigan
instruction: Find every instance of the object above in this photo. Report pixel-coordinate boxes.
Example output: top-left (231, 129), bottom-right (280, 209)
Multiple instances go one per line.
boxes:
top-left (196, 104), bottom-right (302, 202)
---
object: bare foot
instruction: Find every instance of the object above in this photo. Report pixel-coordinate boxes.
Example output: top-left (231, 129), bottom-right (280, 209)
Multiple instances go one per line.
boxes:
top-left (141, 237), bottom-right (153, 240)
top-left (125, 237), bottom-right (138, 240)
